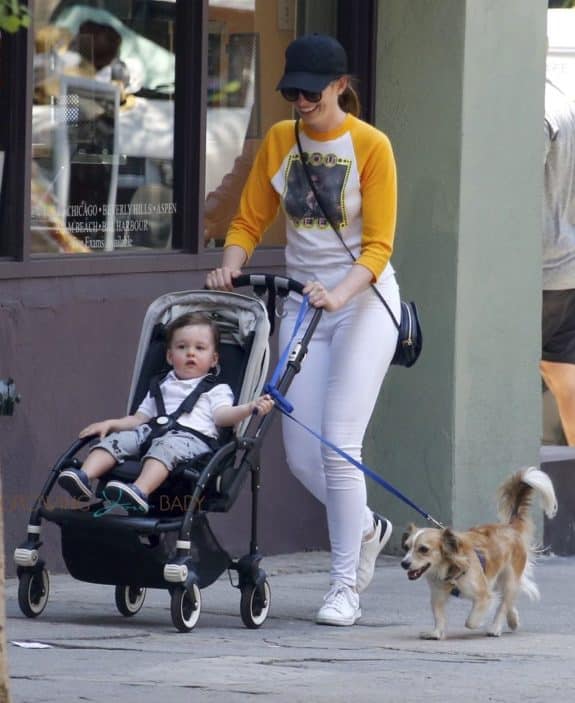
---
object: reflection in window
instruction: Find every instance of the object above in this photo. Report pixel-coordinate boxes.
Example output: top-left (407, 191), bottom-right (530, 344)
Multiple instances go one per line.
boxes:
top-left (204, 0), bottom-right (296, 248)
top-left (31, 0), bottom-right (177, 254)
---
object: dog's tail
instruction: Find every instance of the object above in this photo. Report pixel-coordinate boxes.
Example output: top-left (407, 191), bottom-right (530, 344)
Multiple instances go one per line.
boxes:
top-left (497, 466), bottom-right (558, 532)
top-left (498, 467), bottom-right (557, 601)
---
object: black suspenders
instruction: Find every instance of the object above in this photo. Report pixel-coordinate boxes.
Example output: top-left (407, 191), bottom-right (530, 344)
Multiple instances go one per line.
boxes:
top-left (140, 374), bottom-right (222, 454)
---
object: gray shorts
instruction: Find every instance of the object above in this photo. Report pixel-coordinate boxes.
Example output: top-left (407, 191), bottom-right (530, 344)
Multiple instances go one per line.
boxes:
top-left (542, 289), bottom-right (575, 364)
top-left (94, 425), bottom-right (212, 472)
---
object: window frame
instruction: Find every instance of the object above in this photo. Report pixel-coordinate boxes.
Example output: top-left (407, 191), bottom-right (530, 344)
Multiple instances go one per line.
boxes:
top-left (0, 0), bottom-right (284, 279)
top-left (0, 0), bottom-right (375, 280)
top-left (0, 11), bottom-right (33, 263)
top-left (337, 0), bottom-right (377, 124)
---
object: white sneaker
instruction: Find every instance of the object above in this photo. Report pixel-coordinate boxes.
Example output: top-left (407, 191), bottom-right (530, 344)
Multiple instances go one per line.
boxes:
top-left (316, 583), bottom-right (361, 626)
top-left (356, 514), bottom-right (393, 593)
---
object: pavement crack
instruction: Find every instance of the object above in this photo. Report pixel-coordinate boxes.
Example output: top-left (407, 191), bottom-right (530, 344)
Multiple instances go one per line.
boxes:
top-left (259, 648), bottom-right (506, 665)
top-left (262, 656), bottom-right (394, 666)
top-left (10, 632), bottom-right (149, 642)
top-left (12, 642), bottom-right (155, 652)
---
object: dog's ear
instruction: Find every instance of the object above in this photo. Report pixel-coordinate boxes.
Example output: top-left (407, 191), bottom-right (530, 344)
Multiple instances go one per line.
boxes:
top-left (441, 528), bottom-right (469, 578)
top-left (401, 523), bottom-right (417, 551)
top-left (441, 528), bottom-right (460, 555)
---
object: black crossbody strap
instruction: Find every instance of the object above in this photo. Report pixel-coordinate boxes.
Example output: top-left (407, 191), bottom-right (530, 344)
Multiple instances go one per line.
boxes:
top-left (294, 119), bottom-right (400, 331)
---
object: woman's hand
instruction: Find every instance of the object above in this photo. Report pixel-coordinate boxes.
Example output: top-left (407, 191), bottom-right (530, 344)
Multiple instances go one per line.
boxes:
top-left (206, 245), bottom-right (247, 291)
top-left (304, 265), bottom-right (374, 312)
top-left (79, 420), bottom-right (115, 439)
top-left (205, 266), bottom-right (241, 292)
top-left (303, 280), bottom-right (343, 312)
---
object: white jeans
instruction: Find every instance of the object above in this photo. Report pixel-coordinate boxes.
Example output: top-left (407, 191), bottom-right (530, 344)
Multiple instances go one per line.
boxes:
top-left (279, 274), bottom-right (400, 588)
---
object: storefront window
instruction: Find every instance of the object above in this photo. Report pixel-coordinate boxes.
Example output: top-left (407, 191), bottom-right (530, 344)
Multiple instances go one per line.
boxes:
top-left (31, 0), bottom-right (177, 254)
top-left (203, 0), bottom-right (297, 248)
top-left (24, 0), bottom-right (339, 258)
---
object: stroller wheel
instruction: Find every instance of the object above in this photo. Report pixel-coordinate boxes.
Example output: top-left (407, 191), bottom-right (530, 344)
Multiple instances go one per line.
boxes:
top-left (170, 583), bottom-right (201, 632)
top-left (240, 580), bottom-right (271, 629)
top-left (18, 569), bottom-right (50, 618)
top-left (115, 585), bottom-right (146, 617)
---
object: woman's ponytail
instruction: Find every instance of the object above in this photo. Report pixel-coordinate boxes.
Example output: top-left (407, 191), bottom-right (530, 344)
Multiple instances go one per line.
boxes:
top-left (338, 81), bottom-right (361, 117)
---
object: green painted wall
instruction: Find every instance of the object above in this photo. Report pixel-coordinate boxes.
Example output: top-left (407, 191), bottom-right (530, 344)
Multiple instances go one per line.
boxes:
top-left (367, 0), bottom-right (547, 547)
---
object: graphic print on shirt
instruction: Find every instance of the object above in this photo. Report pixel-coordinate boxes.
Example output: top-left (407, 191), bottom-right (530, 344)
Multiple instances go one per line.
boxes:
top-left (283, 151), bottom-right (351, 229)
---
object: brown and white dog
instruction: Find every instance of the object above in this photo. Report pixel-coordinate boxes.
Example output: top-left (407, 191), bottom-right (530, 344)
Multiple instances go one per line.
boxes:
top-left (400, 467), bottom-right (557, 640)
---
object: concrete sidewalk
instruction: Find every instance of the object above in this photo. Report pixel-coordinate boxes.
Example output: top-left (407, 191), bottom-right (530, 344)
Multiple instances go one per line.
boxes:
top-left (6, 551), bottom-right (575, 703)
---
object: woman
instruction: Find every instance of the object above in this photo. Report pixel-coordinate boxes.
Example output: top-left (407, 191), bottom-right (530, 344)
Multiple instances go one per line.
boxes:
top-left (206, 33), bottom-right (399, 626)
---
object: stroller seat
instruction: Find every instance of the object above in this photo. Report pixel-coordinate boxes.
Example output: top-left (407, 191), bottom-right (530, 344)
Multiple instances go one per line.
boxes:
top-left (98, 315), bottom-right (257, 516)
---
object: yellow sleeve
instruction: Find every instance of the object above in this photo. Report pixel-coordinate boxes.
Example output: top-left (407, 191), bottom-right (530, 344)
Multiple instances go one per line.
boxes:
top-left (224, 127), bottom-right (283, 259)
top-left (355, 125), bottom-right (397, 279)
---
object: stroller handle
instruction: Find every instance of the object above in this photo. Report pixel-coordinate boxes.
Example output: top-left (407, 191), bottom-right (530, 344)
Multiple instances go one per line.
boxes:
top-left (232, 273), bottom-right (305, 297)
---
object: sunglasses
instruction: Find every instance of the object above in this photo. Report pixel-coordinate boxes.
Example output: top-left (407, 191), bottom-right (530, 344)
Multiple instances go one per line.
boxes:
top-left (280, 87), bottom-right (323, 103)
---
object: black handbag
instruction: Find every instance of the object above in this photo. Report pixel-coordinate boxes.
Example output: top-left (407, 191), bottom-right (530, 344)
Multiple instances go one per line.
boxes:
top-left (294, 120), bottom-right (422, 367)
top-left (391, 300), bottom-right (422, 368)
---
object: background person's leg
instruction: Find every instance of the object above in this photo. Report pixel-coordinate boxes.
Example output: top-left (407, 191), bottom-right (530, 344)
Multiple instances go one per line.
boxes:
top-left (540, 360), bottom-right (575, 445)
top-left (541, 290), bottom-right (575, 446)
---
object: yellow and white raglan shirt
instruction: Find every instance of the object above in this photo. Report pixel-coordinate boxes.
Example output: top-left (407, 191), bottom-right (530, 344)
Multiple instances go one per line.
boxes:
top-left (225, 113), bottom-right (397, 290)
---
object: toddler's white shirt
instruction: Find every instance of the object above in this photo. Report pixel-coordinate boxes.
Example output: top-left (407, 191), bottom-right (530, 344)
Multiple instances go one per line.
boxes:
top-left (137, 371), bottom-right (234, 439)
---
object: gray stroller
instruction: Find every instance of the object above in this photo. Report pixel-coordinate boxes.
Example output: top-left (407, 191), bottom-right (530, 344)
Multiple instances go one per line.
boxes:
top-left (14, 274), bottom-right (322, 632)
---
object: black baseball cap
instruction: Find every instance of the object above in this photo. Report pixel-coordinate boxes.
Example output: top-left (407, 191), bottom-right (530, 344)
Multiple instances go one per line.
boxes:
top-left (276, 34), bottom-right (348, 93)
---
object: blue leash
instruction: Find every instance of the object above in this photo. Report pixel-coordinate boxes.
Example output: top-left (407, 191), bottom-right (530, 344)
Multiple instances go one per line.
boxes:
top-left (278, 408), bottom-right (444, 528)
top-left (262, 295), bottom-right (310, 414)
top-left (265, 297), bottom-right (444, 529)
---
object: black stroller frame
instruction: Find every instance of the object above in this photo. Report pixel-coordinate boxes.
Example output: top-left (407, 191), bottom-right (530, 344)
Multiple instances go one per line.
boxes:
top-left (14, 274), bottom-right (322, 632)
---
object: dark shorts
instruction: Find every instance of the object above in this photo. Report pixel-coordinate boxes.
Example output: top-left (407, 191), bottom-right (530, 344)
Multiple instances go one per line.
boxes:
top-left (542, 289), bottom-right (575, 364)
